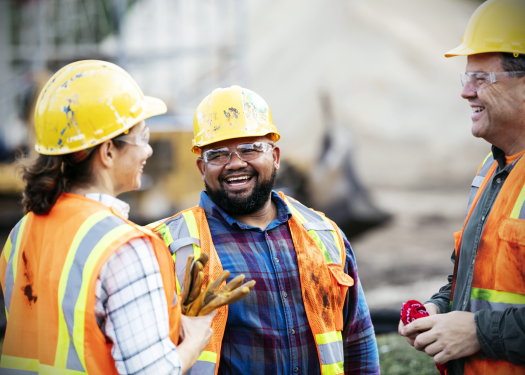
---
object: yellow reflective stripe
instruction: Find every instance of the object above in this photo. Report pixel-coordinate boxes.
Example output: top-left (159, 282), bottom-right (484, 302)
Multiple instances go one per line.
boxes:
top-left (471, 287), bottom-right (525, 304)
top-left (182, 211), bottom-right (201, 260)
top-left (321, 362), bottom-right (344, 375)
top-left (482, 152), bottom-right (493, 166)
top-left (12, 214), bottom-right (29, 282)
top-left (145, 219), bottom-right (164, 229)
top-left (156, 223), bottom-right (175, 247)
top-left (510, 182), bottom-right (525, 219)
top-left (322, 216), bottom-right (343, 264)
top-left (308, 230), bottom-right (332, 263)
top-left (286, 198), bottom-right (333, 263)
top-left (40, 363), bottom-right (86, 375)
top-left (55, 210), bottom-right (113, 368)
top-left (0, 355), bottom-right (39, 371)
top-left (172, 253), bottom-right (182, 295)
top-left (316, 331), bottom-right (342, 345)
top-left (3, 230), bottom-right (12, 262)
top-left (73, 224), bottom-right (134, 370)
top-left (197, 350), bottom-right (218, 363)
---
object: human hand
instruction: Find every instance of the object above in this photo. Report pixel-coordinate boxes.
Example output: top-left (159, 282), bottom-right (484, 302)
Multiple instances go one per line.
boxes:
top-left (177, 310), bottom-right (217, 374)
top-left (402, 311), bottom-right (481, 365)
top-left (398, 303), bottom-right (440, 346)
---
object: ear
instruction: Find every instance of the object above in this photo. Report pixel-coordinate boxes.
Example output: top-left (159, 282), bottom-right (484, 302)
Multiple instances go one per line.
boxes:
top-left (196, 157), bottom-right (206, 181)
top-left (272, 145), bottom-right (281, 170)
top-left (97, 140), bottom-right (117, 169)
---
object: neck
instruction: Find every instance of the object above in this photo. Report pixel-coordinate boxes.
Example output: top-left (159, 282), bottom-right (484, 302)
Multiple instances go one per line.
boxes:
top-left (231, 196), bottom-right (278, 230)
top-left (68, 174), bottom-right (117, 197)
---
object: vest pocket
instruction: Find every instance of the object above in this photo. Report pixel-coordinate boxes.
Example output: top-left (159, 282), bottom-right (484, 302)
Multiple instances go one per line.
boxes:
top-left (494, 219), bottom-right (525, 295)
top-left (327, 264), bottom-right (354, 331)
top-left (498, 218), bottom-right (525, 246)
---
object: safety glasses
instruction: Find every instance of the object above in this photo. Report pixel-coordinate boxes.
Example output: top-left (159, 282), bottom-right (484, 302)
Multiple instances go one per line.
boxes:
top-left (114, 127), bottom-right (150, 147)
top-left (460, 71), bottom-right (525, 92)
top-left (203, 142), bottom-right (274, 165)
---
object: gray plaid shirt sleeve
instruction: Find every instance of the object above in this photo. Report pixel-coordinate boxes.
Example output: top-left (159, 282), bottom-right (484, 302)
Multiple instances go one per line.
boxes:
top-left (95, 237), bottom-right (182, 375)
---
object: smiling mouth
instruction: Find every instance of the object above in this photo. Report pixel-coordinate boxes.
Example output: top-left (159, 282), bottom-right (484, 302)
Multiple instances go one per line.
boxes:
top-left (472, 106), bottom-right (485, 114)
top-left (225, 175), bottom-right (253, 186)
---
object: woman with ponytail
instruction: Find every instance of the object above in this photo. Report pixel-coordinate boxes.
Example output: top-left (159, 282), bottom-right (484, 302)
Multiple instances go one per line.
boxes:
top-left (0, 60), bottom-right (215, 375)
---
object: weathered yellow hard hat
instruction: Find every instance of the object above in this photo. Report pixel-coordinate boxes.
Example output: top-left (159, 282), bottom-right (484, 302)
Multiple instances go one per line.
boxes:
top-left (191, 85), bottom-right (280, 154)
top-left (446, 0), bottom-right (525, 58)
top-left (34, 60), bottom-right (167, 155)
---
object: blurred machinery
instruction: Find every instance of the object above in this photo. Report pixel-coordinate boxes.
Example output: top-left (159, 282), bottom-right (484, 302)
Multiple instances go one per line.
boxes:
top-left (0, 0), bottom-right (390, 237)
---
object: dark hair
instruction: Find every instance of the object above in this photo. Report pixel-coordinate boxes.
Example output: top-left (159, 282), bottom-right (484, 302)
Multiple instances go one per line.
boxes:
top-left (19, 139), bottom-right (126, 215)
top-left (501, 52), bottom-right (525, 77)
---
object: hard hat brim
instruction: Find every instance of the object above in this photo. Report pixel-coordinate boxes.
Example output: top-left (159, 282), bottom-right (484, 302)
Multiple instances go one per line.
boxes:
top-left (35, 95), bottom-right (167, 155)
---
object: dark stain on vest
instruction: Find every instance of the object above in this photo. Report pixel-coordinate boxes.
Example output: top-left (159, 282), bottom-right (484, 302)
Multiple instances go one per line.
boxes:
top-left (23, 285), bottom-right (37, 304)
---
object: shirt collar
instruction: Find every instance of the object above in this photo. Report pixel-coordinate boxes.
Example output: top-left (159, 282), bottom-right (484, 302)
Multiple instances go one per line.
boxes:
top-left (84, 193), bottom-right (130, 219)
top-left (199, 190), bottom-right (292, 231)
top-left (492, 145), bottom-right (523, 172)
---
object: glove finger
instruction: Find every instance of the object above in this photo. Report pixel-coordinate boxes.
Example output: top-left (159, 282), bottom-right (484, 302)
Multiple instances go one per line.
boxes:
top-left (181, 254), bottom-right (195, 306)
top-left (222, 274), bottom-right (245, 293)
top-left (187, 271), bottom-right (204, 304)
top-left (208, 271), bottom-right (231, 294)
top-left (196, 253), bottom-right (209, 268)
top-left (187, 279), bottom-right (213, 317)
top-left (198, 286), bottom-right (251, 316)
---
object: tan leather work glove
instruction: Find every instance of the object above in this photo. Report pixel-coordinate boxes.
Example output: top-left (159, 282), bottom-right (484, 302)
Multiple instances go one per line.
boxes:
top-left (181, 253), bottom-right (255, 316)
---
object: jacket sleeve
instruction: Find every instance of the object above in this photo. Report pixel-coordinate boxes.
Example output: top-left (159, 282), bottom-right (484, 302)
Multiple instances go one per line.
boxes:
top-left (340, 233), bottom-right (380, 374)
top-left (424, 248), bottom-right (455, 314)
top-left (475, 307), bottom-right (525, 365)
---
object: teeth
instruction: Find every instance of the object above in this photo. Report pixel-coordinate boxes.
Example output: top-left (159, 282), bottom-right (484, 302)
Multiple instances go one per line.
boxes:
top-left (472, 107), bottom-right (485, 113)
top-left (227, 176), bottom-right (250, 182)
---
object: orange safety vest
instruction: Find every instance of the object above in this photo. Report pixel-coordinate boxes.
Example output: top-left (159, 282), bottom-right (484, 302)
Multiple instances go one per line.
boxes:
top-left (0, 193), bottom-right (181, 375)
top-left (451, 153), bottom-right (525, 375)
top-left (151, 192), bottom-right (354, 375)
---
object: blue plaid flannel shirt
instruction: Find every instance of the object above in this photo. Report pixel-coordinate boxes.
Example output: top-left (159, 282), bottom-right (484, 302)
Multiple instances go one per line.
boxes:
top-left (199, 191), bottom-right (379, 375)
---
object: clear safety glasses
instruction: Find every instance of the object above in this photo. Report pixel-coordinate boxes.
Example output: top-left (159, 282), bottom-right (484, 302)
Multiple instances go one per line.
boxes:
top-left (460, 71), bottom-right (525, 92)
top-left (115, 127), bottom-right (150, 146)
top-left (203, 142), bottom-right (274, 166)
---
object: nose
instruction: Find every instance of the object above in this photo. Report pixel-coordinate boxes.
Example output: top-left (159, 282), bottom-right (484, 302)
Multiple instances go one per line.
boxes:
top-left (461, 83), bottom-right (477, 100)
top-left (146, 143), bottom-right (153, 158)
top-left (225, 151), bottom-right (248, 169)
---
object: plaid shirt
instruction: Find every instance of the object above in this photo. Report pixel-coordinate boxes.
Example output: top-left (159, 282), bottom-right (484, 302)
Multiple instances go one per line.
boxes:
top-left (198, 191), bottom-right (379, 375)
top-left (89, 194), bottom-right (182, 375)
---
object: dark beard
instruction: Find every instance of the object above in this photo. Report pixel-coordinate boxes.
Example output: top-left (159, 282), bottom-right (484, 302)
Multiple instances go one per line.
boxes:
top-left (205, 167), bottom-right (277, 216)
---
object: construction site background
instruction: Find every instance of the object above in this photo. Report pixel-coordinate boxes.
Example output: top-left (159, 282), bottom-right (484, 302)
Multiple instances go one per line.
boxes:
top-left (0, 0), bottom-right (485, 367)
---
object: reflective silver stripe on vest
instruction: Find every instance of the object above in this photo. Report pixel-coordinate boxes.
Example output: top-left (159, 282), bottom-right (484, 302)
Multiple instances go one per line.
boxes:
top-left (470, 299), bottom-right (525, 312)
top-left (285, 198), bottom-right (342, 265)
top-left (186, 360), bottom-right (216, 375)
top-left (169, 237), bottom-right (201, 254)
top-left (4, 216), bottom-right (28, 318)
top-left (62, 214), bottom-right (127, 371)
top-left (164, 215), bottom-right (193, 254)
top-left (465, 153), bottom-right (496, 218)
top-left (318, 340), bottom-right (344, 368)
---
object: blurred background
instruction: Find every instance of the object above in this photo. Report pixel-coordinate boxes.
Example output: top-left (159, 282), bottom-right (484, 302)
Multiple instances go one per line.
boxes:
top-left (0, 0), bottom-right (489, 371)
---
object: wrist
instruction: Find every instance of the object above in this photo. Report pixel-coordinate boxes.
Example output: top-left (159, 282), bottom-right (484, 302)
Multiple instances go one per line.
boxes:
top-left (424, 303), bottom-right (440, 315)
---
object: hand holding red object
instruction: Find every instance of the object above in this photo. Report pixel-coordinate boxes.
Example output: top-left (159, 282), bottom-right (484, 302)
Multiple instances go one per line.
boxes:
top-left (401, 300), bottom-right (447, 375)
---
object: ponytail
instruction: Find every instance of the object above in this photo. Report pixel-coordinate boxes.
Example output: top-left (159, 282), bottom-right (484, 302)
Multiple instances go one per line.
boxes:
top-left (19, 146), bottom-right (102, 215)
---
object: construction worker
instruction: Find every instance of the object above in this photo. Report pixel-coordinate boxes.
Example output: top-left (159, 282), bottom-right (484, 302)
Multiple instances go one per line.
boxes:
top-left (0, 60), bottom-right (216, 374)
top-left (399, 0), bottom-right (525, 373)
top-left (149, 85), bottom-right (379, 375)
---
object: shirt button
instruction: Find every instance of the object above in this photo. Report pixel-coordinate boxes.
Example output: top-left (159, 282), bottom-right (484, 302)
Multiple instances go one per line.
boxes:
top-left (275, 258), bottom-right (280, 263)
top-left (294, 367), bottom-right (299, 373)
top-left (464, 299), bottom-right (467, 306)
top-left (481, 215), bottom-right (485, 221)
top-left (496, 178), bottom-right (502, 183)
top-left (472, 259), bottom-right (475, 265)
top-left (283, 291), bottom-right (288, 298)
top-left (291, 329), bottom-right (295, 335)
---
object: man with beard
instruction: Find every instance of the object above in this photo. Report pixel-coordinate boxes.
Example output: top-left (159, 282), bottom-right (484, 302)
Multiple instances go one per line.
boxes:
top-left (150, 86), bottom-right (379, 375)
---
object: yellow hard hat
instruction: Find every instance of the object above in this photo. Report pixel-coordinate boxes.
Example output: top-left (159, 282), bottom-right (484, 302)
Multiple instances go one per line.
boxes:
top-left (34, 60), bottom-right (167, 155)
top-left (446, 0), bottom-right (525, 58)
top-left (191, 85), bottom-right (280, 154)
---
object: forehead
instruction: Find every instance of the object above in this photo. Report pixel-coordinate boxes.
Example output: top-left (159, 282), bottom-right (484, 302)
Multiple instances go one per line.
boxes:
top-left (466, 53), bottom-right (504, 72)
top-left (203, 136), bottom-right (271, 151)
